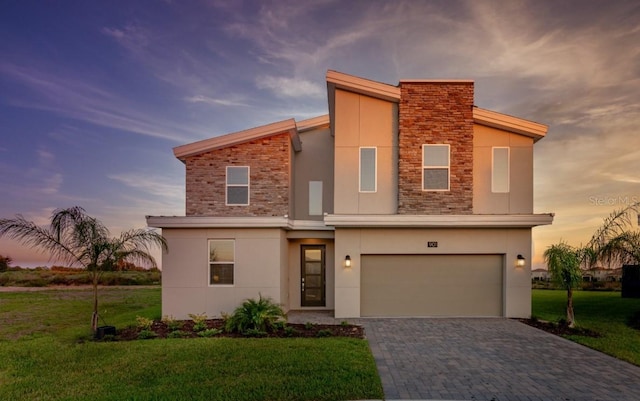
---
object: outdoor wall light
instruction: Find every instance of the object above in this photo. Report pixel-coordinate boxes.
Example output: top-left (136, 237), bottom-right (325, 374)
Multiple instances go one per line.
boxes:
top-left (344, 255), bottom-right (352, 268)
top-left (516, 254), bottom-right (526, 267)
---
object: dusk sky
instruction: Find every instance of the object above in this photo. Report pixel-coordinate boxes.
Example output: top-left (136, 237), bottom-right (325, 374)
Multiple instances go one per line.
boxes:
top-left (1, 0), bottom-right (639, 269)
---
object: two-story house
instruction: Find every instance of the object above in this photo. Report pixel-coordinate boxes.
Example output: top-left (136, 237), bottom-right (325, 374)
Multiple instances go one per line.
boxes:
top-left (147, 70), bottom-right (553, 319)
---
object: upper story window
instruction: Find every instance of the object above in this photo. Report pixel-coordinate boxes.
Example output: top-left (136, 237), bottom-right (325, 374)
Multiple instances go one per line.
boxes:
top-left (309, 181), bottom-right (323, 216)
top-left (492, 147), bottom-right (510, 193)
top-left (209, 239), bottom-right (234, 285)
top-left (226, 166), bottom-right (249, 205)
top-left (422, 144), bottom-right (450, 191)
top-left (359, 147), bottom-right (377, 192)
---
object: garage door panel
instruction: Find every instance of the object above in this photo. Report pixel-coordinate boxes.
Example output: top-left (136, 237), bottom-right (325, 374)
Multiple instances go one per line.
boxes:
top-left (361, 255), bottom-right (503, 317)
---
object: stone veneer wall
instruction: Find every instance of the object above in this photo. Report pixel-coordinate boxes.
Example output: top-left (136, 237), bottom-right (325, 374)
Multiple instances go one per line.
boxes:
top-left (398, 81), bottom-right (474, 214)
top-left (185, 133), bottom-right (290, 216)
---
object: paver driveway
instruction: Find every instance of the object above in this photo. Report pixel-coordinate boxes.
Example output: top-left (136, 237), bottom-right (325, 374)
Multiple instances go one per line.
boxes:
top-left (360, 318), bottom-right (640, 401)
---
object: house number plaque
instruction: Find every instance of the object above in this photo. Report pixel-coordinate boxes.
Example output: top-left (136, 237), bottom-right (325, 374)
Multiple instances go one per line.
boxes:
top-left (427, 241), bottom-right (438, 248)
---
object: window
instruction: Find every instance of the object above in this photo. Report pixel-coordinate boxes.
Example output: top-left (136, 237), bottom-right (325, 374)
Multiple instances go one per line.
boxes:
top-left (492, 147), bottom-right (510, 193)
top-left (226, 166), bottom-right (249, 205)
top-left (422, 144), bottom-right (450, 191)
top-left (209, 240), bottom-right (234, 285)
top-left (360, 147), bottom-right (377, 192)
top-left (309, 181), bottom-right (323, 216)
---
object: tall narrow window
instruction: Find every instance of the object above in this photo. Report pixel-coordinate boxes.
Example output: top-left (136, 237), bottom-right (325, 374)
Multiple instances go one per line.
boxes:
top-left (492, 147), bottom-right (510, 193)
top-left (360, 147), bottom-right (377, 192)
top-left (209, 240), bottom-right (234, 285)
top-left (309, 181), bottom-right (323, 216)
top-left (423, 144), bottom-right (450, 191)
top-left (226, 166), bottom-right (249, 205)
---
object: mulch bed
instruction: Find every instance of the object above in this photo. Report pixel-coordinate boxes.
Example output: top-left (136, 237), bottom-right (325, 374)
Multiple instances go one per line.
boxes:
top-left (116, 319), bottom-right (364, 341)
top-left (519, 318), bottom-right (601, 338)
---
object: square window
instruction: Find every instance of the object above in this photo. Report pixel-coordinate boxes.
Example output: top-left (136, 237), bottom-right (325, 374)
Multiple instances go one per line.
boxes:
top-left (423, 145), bottom-right (450, 191)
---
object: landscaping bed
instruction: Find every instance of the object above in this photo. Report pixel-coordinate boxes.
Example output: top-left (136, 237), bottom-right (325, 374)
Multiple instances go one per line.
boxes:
top-left (117, 319), bottom-right (364, 340)
top-left (519, 318), bottom-right (600, 338)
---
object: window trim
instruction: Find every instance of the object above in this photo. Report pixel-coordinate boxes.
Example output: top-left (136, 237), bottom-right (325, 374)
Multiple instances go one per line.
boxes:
top-left (422, 144), bottom-right (450, 191)
top-left (359, 147), bottom-right (377, 193)
top-left (491, 147), bottom-right (510, 193)
top-left (225, 166), bottom-right (250, 206)
top-left (208, 239), bottom-right (235, 286)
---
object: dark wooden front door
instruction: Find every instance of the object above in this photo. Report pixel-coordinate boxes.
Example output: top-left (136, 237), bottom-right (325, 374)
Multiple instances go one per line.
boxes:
top-left (301, 245), bottom-right (326, 307)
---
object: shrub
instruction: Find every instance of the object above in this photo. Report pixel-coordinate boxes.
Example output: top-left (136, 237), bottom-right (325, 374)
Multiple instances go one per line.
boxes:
top-left (188, 313), bottom-right (208, 332)
top-left (167, 330), bottom-right (190, 339)
top-left (162, 315), bottom-right (183, 331)
top-left (198, 328), bottom-right (222, 338)
top-left (225, 294), bottom-right (285, 335)
top-left (135, 316), bottom-right (154, 330)
top-left (316, 329), bottom-right (333, 338)
top-left (305, 322), bottom-right (314, 330)
top-left (284, 326), bottom-right (298, 337)
top-left (137, 329), bottom-right (157, 340)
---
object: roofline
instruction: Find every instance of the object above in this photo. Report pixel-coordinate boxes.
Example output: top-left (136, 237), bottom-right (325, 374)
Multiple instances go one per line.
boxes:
top-left (146, 216), bottom-right (333, 231)
top-left (297, 114), bottom-right (330, 132)
top-left (172, 72), bottom-right (548, 161)
top-left (473, 107), bottom-right (548, 141)
top-left (172, 114), bottom-right (332, 161)
top-left (324, 213), bottom-right (554, 228)
top-left (173, 119), bottom-right (288, 161)
top-left (400, 79), bottom-right (474, 84)
top-left (326, 70), bottom-right (401, 103)
top-left (147, 213), bottom-right (554, 229)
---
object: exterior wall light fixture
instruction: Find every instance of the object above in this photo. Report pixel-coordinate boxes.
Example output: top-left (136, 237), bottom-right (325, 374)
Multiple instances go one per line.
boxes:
top-left (516, 254), bottom-right (526, 267)
top-left (344, 255), bottom-right (352, 268)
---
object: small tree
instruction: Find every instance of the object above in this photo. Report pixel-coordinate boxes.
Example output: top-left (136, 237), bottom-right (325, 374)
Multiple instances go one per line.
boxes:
top-left (0, 207), bottom-right (167, 333)
top-left (0, 254), bottom-right (12, 272)
top-left (544, 242), bottom-right (582, 327)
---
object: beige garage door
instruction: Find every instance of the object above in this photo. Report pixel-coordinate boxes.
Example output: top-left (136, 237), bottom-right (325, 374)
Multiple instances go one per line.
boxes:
top-left (361, 254), bottom-right (504, 317)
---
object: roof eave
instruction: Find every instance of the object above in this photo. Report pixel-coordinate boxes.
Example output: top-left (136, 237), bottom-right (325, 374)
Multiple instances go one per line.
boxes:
top-left (473, 107), bottom-right (548, 142)
top-left (326, 70), bottom-right (401, 103)
top-left (323, 214), bottom-right (554, 228)
top-left (173, 118), bottom-right (300, 161)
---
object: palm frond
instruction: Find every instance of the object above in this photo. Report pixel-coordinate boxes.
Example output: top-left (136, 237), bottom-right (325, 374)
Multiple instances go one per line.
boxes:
top-left (588, 202), bottom-right (640, 251)
top-left (0, 215), bottom-right (80, 266)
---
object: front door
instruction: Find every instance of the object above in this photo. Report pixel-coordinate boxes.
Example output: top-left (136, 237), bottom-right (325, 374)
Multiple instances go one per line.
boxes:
top-left (301, 245), bottom-right (325, 307)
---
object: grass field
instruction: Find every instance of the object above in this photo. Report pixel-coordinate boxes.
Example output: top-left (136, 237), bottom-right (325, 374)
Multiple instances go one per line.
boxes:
top-left (0, 268), bottom-right (161, 287)
top-left (532, 289), bottom-right (640, 366)
top-left (0, 287), bottom-right (383, 401)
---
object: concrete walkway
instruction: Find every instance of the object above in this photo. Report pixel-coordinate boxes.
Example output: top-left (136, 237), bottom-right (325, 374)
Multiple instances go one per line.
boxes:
top-left (360, 318), bottom-right (640, 401)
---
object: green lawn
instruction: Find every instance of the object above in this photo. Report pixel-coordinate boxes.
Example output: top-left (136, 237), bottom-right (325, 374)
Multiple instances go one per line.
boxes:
top-left (532, 289), bottom-right (640, 365)
top-left (0, 288), bottom-right (383, 401)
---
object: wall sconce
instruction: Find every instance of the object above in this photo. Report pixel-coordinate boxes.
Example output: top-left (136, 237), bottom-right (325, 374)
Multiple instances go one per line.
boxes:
top-left (516, 254), bottom-right (526, 267)
top-left (344, 255), bottom-right (352, 268)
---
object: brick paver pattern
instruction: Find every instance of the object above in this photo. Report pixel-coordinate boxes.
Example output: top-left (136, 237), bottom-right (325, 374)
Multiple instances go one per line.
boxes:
top-left (361, 318), bottom-right (640, 401)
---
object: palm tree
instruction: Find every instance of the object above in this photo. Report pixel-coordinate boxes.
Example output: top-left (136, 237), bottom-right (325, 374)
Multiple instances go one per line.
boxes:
top-left (587, 202), bottom-right (640, 268)
top-left (544, 242), bottom-right (582, 327)
top-left (0, 206), bottom-right (167, 333)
